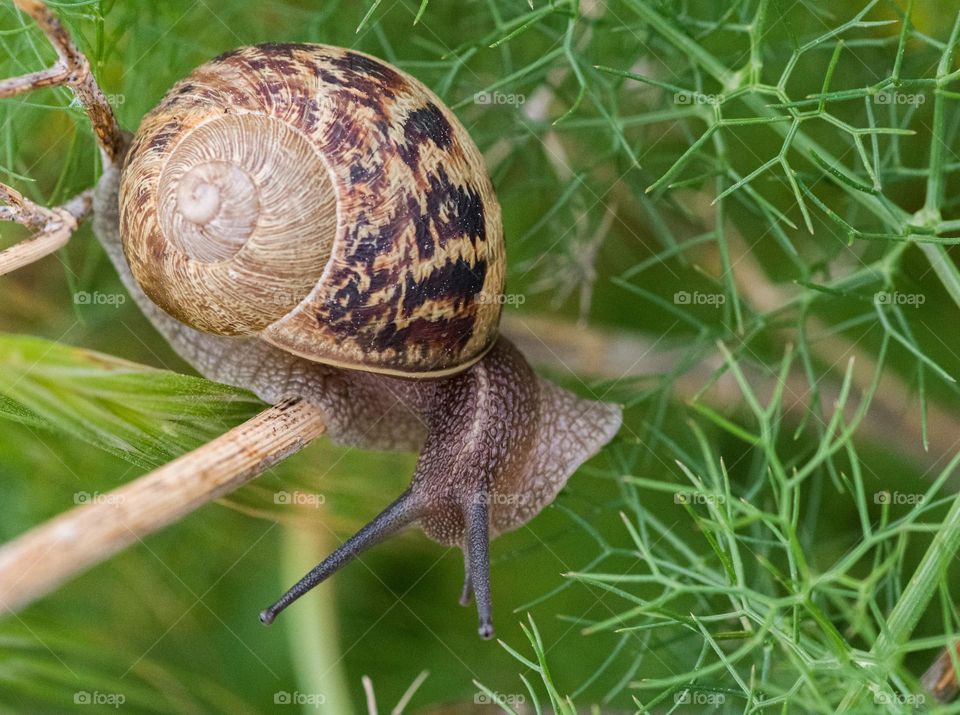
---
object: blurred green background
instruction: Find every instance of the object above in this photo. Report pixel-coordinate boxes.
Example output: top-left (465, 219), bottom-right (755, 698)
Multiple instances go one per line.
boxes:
top-left (2, 0), bottom-right (960, 712)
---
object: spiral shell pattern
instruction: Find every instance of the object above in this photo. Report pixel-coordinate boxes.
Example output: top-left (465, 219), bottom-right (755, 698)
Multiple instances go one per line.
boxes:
top-left (120, 44), bottom-right (504, 377)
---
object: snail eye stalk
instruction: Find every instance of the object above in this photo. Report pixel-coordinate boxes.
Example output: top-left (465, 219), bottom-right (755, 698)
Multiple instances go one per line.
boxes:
top-left (259, 484), bottom-right (498, 640)
top-left (464, 497), bottom-right (494, 639)
top-left (259, 489), bottom-right (421, 626)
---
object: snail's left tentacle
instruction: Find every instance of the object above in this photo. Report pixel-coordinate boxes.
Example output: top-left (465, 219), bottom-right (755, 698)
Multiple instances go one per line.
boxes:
top-left (259, 488), bottom-right (422, 626)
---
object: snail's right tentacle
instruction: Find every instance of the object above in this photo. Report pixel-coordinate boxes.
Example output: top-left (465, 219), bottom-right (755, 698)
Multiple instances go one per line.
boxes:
top-left (459, 550), bottom-right (473, 606)
top-left (464, 497), bottom-right (494, 640)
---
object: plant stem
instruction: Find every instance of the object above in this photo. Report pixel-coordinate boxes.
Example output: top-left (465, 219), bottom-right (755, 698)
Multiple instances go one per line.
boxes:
top-left (281, 525), bottom-right (355, 715)
top-left (0, 398), bottom-right (326, 615)
top-left (837, 451), bottom-right (960, 711)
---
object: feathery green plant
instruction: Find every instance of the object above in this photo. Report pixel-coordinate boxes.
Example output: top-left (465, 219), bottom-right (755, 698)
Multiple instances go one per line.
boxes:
top-left (2, 1), bottom-right (960, 713)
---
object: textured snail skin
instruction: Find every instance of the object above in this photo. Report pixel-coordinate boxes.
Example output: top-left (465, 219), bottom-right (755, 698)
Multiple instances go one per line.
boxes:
top-left (96, 44), bottom-right (622, 637)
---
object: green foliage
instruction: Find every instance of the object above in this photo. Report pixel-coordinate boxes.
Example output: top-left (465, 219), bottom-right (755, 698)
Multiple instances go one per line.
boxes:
top-left (1, 0), bottom-right (960, 713)
top-left (0, 334), bottom-right (261, 469)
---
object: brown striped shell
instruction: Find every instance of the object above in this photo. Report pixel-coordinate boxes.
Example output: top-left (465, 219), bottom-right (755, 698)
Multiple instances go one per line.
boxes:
top-left (119, 44), bottom-right (504, 378)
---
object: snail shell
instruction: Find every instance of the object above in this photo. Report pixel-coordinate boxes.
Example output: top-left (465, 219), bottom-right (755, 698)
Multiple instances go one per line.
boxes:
top-left (120, 44), bottom-right (504, 377)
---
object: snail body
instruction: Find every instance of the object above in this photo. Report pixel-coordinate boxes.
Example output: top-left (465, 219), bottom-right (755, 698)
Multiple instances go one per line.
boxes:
top-left (94, 44), bottom-right (621, 638)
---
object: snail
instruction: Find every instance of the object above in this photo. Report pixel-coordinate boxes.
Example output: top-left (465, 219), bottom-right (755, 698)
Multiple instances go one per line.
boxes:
top-left (23, 31), bottom-right (620, 638)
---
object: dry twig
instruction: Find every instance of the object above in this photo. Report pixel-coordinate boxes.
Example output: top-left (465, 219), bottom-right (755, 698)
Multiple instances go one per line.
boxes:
top-left (0, 398), bottom-right (325, 615)
top-left (0, 0), bottom-right (125, 275)
top-left (923, 641), bottom-right (960, 704)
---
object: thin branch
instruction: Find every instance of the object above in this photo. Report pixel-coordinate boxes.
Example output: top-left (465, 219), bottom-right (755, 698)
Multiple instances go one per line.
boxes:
top-left (0, 0), bottom-right (126, 276)
top-left (0, 398), bottom-right (326, 616)
top-left (0, 186), bottom-right (93, 275)
top-left (502, 314), bottom-right (960, 474)
top-left (362, 675), bottom-right (378, 715)
top-left (4, 0), bottom-right (126, 164)
top-left (923, 641), bottom-right (960, 703)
